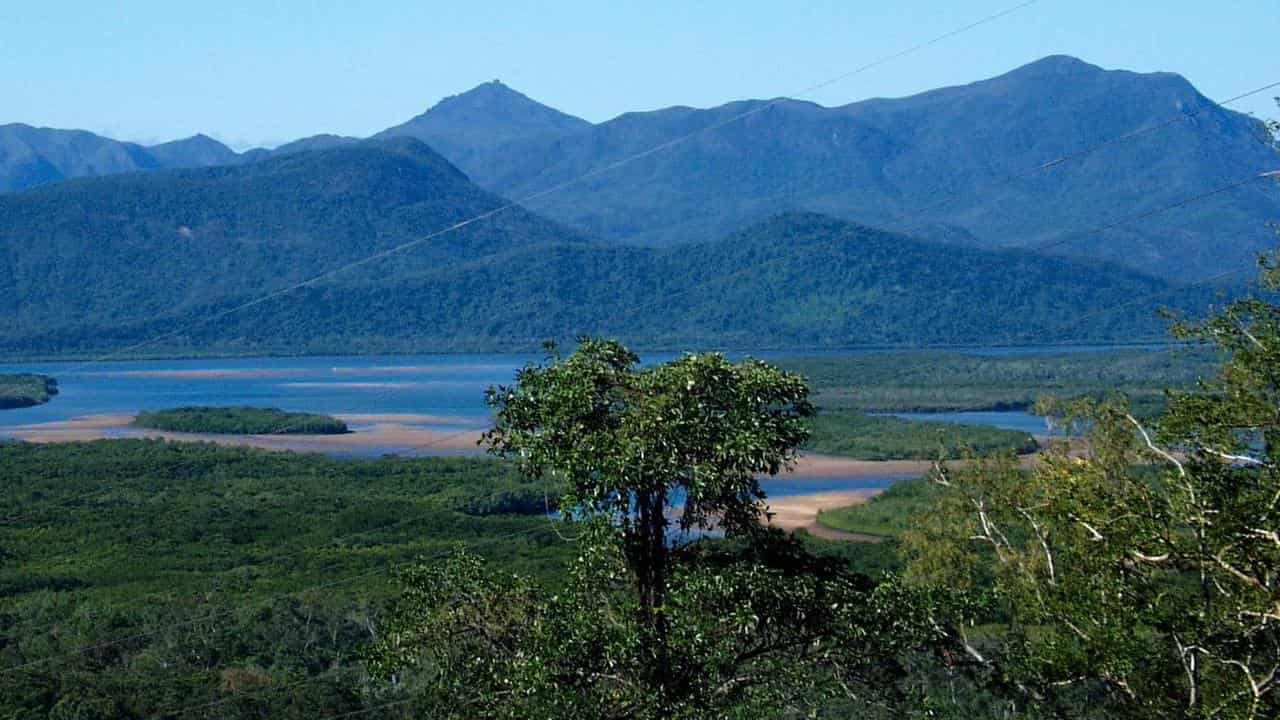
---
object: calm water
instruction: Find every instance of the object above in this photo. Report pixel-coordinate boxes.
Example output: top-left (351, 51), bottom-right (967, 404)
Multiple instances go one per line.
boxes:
top-left (887, 410), bottom-right (1052, 435)
top-left (0, 351), bottom-right (1096, 502)
top-left (0, 347), bottom-right (1117, 454)
top-left (0, 354), bottom-right (526, 428)
top-left (761, 473), bottom-right (916, 498)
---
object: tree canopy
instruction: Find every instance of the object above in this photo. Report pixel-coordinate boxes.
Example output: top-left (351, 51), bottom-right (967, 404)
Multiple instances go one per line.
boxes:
top-left (368, 340), bottom-right (951, 718)
top-left (0, 373), bottom-right (57, 409)
top-left (904, 256), bottom-right (1280, 719)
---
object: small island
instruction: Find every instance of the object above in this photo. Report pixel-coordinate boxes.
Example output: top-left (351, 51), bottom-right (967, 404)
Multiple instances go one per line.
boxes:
top-left (0, 374), bottom-right (59, 410)
top-left (133, 406), bottom-right (350, 435)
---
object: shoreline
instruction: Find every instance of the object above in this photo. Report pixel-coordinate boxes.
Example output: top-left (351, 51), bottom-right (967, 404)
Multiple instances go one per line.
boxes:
top-left (764, 489), bottom-right (886, 542)
top-left (1, 412), bottom-right (487, 454)
top-left (1, 413), bottom-right (980, 542)
top-left (0, 341), bottom-right (1182, 366)
top-left (0, 412), bottom-right (951, 472)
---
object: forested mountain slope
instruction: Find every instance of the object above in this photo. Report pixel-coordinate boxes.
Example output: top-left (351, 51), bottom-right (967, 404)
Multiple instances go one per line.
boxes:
top-left (0, 138), bottom-right (586, 354)
top-left (447, 56), bottom-right (1279, 280)
top-left (0, 124), bottom-right (245, 192)
top-left (0, 185), bottom-right (1214, 355)
top-left (5, 57), bottom-right (1273, 280)
top-left (219, 212), bottom-right (1206, 354)
top-left (0, 124), bottom-right (161, 192)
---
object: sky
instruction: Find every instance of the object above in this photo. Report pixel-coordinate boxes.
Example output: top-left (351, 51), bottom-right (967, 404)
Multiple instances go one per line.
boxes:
top-left (2, 1), bottom-right (1276, 150)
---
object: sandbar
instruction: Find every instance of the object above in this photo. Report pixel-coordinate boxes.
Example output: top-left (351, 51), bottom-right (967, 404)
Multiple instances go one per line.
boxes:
top-left (336, 413), bottom-right (486, 425)
top-left (90, 368), bottom-right (307, 379)
top-left (1, 413), bottom-right (485, 454)
top-left (784, 454), bottom-right (933, 478)
top-left (765, 489), bottom-right (886, 542)
top-left (330, 364), bottom-right (515, 375)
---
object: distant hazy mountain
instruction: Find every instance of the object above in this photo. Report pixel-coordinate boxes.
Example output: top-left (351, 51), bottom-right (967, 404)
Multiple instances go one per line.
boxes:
top-left (3, 56), bottom-right (1275, 280)
top-left (145, 134), bottom-right (240, 168)
top-left (0, 125), bottom-right (243, 191)
top-left (232, 133), bottom-right (362, 166)
top-left (374, 80), bottom-right (592, 162)
top-left (441, 56), bottom-right (1278, 280)
top-left (0, 80), bottom-right (592, 195)
top-left (0, 124), bottom-right (160, 192)
top-left (265, 133), bottom-right (361, 157)
top-left (0, 138), bottom-right (1207, 356)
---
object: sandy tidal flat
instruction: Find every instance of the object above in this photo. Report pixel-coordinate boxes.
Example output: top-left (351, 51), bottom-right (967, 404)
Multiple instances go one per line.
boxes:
top-left (2, 414), bottom-right (933, 541)
top-left (1, 413), bottom-right (485, 454)
top-left (785, 453), bottom-right (933, 478)
top-left (764, 489), bottom-right (887, 542)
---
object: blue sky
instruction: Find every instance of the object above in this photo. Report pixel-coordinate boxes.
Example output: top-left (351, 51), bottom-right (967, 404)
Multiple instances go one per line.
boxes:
top-left (3, 1), bottom-right (1276, 149)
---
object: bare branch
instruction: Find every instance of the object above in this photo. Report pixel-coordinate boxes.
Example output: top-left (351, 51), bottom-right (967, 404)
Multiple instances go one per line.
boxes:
top-left (1015, 505), bottom-right (1056, 585)
top-left (1200, 445), bottom-right (1271, 468)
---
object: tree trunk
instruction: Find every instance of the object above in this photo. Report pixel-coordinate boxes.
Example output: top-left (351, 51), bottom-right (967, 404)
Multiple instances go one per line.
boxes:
top-left (631, 486), bottom-right (672, 703)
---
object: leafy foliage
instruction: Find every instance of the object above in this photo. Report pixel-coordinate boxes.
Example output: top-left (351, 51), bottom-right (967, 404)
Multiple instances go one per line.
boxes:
top-left (0, 440), bottom-right (568, 719)
top-left (782, 347), bottom-right (1219, 415)
top-left (901, 257), bottom-right (1280, 718)
top-left (483, 339), bottom-right (815, 535)
top-left (371, 340), bottom-right (953, 717)
top-left (368, 525), bottom-right (946, 720)
top-left (806, 410), bottom-right (1037, 460)
top-left (482, 339), bottom-right (817, 678)
top-left (816, 477), bottom-right (941, 539)
top-left (0, 372), bottom-right (56, 409)
top-left (133, 405), bottom-right (350, 434)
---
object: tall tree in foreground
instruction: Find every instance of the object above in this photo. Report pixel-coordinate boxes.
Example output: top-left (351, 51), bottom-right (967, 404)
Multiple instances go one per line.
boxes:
top-left (905, 256), bottom-right (1280, 719)
top-left (482, 339), bottom-right (815, 638)
top-left (366, 339), bottom-right (935, 719)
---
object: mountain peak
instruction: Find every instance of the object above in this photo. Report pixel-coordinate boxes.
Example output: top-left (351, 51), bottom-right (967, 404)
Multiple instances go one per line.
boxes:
top-left (1013, 54), bottom-right (1104, 76)
top-left (146, 134), bottom-right (238, 169)
top-left (447, 79), bottom-right (521, 100)
top-left (374, 82), bottom-right (591, 153)
top-left (426, 80), bottom-right (560, 117)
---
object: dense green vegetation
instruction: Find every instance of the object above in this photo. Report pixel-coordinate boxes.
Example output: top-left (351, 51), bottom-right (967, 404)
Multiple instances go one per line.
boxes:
top-left (783, 347), bottom-right (1219, 416)
top-left (817, 476), bottom-right (939, 538)
top-left (183, 213), bottom-right (1213, 356)
top-left (806, 410), bottom-right (1037, 460)
top-left (133, 405), bottom-right (350, 434)
top-left (5, 271), bottom-right (1279, 718)
top-left (426, 266), bottom-right (1280, 719)
top-left (0, 138), bottom-right (586, 357)
top-left (0, 140), bottom-right (1225, 358)
top-left (384, 340), bottom-right (951, 719)
top-left (895, 260), bottom-right (1280, 718)
top-left (0, 372), bottom-right (57, 409)
top-left (0, 440), bottom-right (566, 718)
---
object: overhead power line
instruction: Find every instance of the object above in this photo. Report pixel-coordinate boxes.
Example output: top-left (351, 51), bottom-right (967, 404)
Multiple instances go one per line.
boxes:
top-left (37, 0), bottom-right (1042, 373)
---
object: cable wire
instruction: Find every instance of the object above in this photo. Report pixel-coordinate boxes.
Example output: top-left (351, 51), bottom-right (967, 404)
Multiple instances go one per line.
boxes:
top-left (27, 0), bottom-right (1040, 376)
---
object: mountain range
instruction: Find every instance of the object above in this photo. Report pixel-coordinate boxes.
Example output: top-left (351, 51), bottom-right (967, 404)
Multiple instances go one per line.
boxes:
top-left (431, 56), bottom-right (1277, 281)
top-left (2, 56), bottom-right (1276, 282)
top-left (0, 138), bottom-right (1217, 357)
top-left (1, 56), bottom-right (1276, 356)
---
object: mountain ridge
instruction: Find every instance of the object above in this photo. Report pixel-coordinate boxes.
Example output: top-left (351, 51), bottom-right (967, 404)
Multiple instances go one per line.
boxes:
top-left (2, 56), bottom-right (1276, 279)
top-left (0, 136), bottom-right (1217, 357)
top-left (374, 79), bottom-right (593, 161)
top-left (0, 137), bottom-right (589, 356)
top-left (447, 55), bottom-right (1277, 279)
